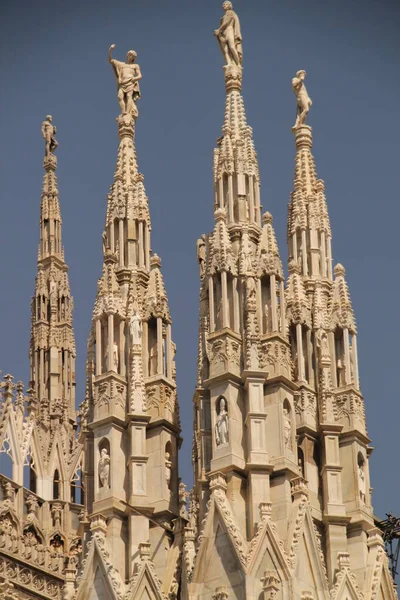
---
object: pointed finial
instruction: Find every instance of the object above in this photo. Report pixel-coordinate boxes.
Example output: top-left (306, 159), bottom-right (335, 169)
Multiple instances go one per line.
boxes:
top-left (292, 70), bottom-right (312, 131)
top-left (214, 2), bottom-right (243, 92)
top-left (108, 44), bottom-right (142, 118)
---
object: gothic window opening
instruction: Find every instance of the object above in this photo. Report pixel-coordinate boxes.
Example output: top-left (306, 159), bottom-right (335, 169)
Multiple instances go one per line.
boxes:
top-left (53, 469), bottom-right (61, 500)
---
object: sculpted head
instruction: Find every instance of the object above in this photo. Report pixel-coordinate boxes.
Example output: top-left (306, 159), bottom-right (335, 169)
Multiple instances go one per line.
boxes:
top-left (126, 50), bottom-right (137, 63)
top-left (46, 115), bottom-right (53, 122)
top-left (223, 1), bottom-right (233, 11)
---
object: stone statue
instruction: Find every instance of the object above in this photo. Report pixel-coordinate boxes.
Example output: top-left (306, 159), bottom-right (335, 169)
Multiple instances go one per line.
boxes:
top-left (215, 397), bottom-right (229, 446)
top-left (165, 451), bottom-right (172, 490)
top-left (358, 465), bottom-right (366, 503)
top-left (214, 2), bottom-right (243, 67)
top-left (109, 44), bottom-right (142, 115)
top-left (41, 115), bottom-right (58, 157)
top-left (112, 342), bottom-right (119, 372)
top-left (196, 235), bottom-right (206, 279)
top-left (99, 448), bottom-right (110, 489)
top-left (283, 408), bottom-right (291, 449)
top-left (246, 276), bottom-right (256, 300)
top-left (263, 303), bottom-right (269, 333)
top-left (102, 230), bottom-right (108, 254)
top-left (292, 70), bottom-right (312, 130)
top-left (130, 311), bottom-right (142, 345)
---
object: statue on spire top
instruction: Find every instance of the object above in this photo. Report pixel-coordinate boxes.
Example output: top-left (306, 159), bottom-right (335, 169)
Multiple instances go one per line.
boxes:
top-left (292, 70), bottom-right (312, 130)
top-left (41, 115), bottom-right (58, 157)
top-left (108, 44), bottom-right (142, 116)
top-left (214, 2), bottom-right (243, 67)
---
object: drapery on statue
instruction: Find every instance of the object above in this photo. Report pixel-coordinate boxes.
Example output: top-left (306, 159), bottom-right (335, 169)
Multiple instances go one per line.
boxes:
top-left (214, 1), bottom-right (243, 67)
top-left (108, 44), bottom-right (142, 115)
top-left (196, 235), bottom-right (206, 279)
top-left (41, 115), bottom-right (58, 157)
top-left (292, 70), bottom-right (312, 130)
top-left (99, 448), bottom-right (111, 489)
top-left (215, 397), bottom-right (229, 446)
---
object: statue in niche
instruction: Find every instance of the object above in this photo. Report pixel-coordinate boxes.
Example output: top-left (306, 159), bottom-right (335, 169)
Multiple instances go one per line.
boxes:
top-left (150, 346), bottom-right (157, 376)
top-left (99, 448), bottom-right (110, 489)
top-left (109, 44), bottom-right (142, 115)
top-left (41, 115), bottom-right (58, 157)
top-left (246, 276), bottom-right (256, 301)
top-left (102, 230), bottom-right (109, 254)
top-left (283, 408), bottom-right (292, 449)
top-left (292, 70), bottom-right (312, 130)
top-left (263, 303), bottom-right (269, 333)
top-left (165, 451), bottom-right (172, 491)
top-left (130, 310), bottom-right (142, 345)
top-left (214, 2), bottom-right (243, 67)
top-left (196, 235), bottom-right (206, 279)
top-left (112, 342), bottom-right (119, 372)
top-left (215, 397), bottom-right (229, 446)
top-left (358, 463), bottom-right (366, 503)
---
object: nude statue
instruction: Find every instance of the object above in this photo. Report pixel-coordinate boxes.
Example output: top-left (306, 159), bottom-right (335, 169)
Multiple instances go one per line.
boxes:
top-left (41, 115), bottom-right (58, 157)
top-left (196, 235), bottom-right (206, 279)
top-left (109, 44), bottom-right (142, 115)
top-left (214, 2), bottom-right (243, 67)
top-left (292, 70), bottom-right (312, 130)
top-left (99, 448), bottom-right (110, 489)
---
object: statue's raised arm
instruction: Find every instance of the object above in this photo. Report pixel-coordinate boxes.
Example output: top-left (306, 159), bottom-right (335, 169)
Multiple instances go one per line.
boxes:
top-left (292, 70), bottom-right (312, 130)
top-left (108, 44), bottom-right (142, 116)
top-left (214, 1), bottom-right (243, 67)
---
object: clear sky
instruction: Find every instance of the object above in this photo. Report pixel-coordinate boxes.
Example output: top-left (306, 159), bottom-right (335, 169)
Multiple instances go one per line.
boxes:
top-left (0, 0), bottom-right (399, 519)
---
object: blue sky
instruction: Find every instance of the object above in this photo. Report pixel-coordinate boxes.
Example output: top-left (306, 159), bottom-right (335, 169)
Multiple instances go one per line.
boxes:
top-left (0, 0), bottom-right (399, 518)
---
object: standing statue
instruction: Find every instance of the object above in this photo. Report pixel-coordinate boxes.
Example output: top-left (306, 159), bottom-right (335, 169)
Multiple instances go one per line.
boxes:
top-left (99, 448), bottom-right (111, 489)
top-left (109, 44), bottom-right (142, 115)
top-left (165, 451), bottom-right (172, 491)
top-left (102, 230), bottom-right (109, 254)
top-left (196, 235), bottom-right (206, 279)
top-left (246, 276), bottom-right (256, 301)
top-left (283, 408), bottom-right (292, 449)
top-left (292, 70), bottom-right (312, 130)
top-left (358, 465), bottom-right (366, 503)
top-left (130, 310), bottom-right (142, 345)
top-left (112, 342), bottom-right (119, 372)
top-left (41, 115), bottom-right (58, 157)
top-left (214, 2), bottom-right (243, 67)
top-left (215, 397), bottom-right (229, 446)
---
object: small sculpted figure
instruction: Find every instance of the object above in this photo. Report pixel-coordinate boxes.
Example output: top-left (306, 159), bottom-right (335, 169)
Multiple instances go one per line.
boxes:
top-left (130, 310), bottom-right (142, 345)
top-left (41, 115), bottom-right (58, 157)
top-left (292, 70), bottom-right (312, 129)
top-left (109, 44), bottom-right (142, 115)
top-left (214, 1), bottom-right (243, 67)
top-left (102, 230), bottom-right (108, 254)
top-left (196, 235), bottom-right (206, 279)
top-left (263, 303), bottom-right (269, 333)
top-left (99, 448), bottom-right (111, 489)
top-left (215, 397), bottom-right (229, 446)
top-left (246, 276), bottom-right (256, 300)
top-left (165, 451), bottom-right (172, 490)
top-left (358, 464), bottom-right (366, 503)
top-left (112, 342), bottom-right (119, 372)
top-left (283, 408), bottom-right (292, 449)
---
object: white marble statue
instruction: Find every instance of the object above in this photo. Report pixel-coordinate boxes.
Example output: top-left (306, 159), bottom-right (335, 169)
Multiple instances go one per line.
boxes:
top-left (196, 235), bottom-right (206, 279)
top-left (214, 2), bottom-right (242, 67)
top-left (130, 311), bottom-right (142, 345)
top-left (283, 408), bottom-right (292, 449)
top-left (41, 115), bottom-right (58, 157)
top-left (292, 70), bottom-right (312, 129)
top-left (99, 448), bottom-right (111, 489)
top-left (109, 44), bottom-right (142, 115)
top-left (165, 451), bottom-right (172, 490)
top-left (112, 342), bottom-right (119, 372)
top-left (215, 398), bottom-right (229, 446)
top-left (358, 465), bottom-right (366, 503)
